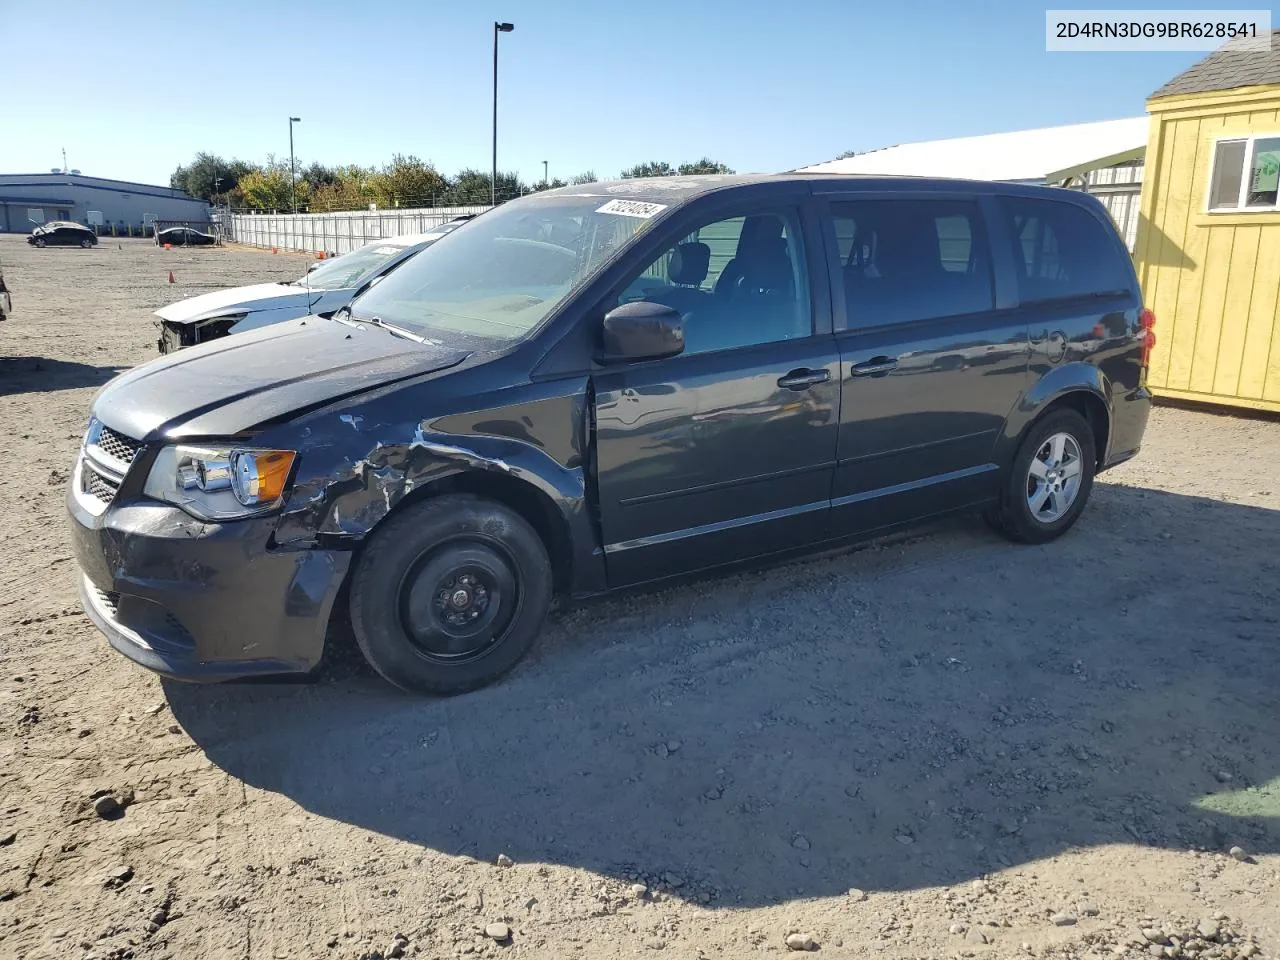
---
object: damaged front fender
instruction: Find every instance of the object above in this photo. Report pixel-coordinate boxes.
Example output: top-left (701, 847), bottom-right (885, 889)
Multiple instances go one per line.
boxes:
top-left (273, 385), bottom-right (605, 596)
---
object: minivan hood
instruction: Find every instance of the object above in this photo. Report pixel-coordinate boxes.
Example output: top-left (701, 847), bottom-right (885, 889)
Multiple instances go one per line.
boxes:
top-left (93, 317), bottom-right (470, 439)
top-left (154, 282), bottom-right (321, 324)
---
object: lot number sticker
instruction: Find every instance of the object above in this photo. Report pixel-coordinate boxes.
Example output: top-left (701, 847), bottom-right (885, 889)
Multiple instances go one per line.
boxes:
top-left (596, 199), bottom-right (668, 219)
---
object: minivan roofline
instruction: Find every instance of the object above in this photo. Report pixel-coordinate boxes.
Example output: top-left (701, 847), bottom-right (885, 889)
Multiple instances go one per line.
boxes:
top-left (536, 173), bottom-right (1110, 206)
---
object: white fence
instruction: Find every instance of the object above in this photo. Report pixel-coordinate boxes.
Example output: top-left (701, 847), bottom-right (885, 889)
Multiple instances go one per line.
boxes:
top-left (223, 205), bottom-right (492, 255)
top-left (1081, 161), bottom-right (1144, 252)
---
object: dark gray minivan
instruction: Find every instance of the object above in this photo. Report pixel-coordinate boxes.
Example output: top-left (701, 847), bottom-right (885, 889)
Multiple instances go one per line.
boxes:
top-left (67, 175), bottom-right (1153, 695)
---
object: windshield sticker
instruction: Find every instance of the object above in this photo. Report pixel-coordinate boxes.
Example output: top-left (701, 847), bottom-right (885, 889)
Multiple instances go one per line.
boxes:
top-left (595, 199), bottom-right (668, 219)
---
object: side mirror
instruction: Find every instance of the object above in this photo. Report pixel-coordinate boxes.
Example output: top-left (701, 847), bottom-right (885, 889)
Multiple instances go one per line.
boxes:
top-left (600, 300), bottom-right (684, 363)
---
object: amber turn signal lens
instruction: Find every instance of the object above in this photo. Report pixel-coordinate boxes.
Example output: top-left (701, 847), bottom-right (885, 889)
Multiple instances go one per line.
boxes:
top-left (230, 450), bottom-right (296, 506)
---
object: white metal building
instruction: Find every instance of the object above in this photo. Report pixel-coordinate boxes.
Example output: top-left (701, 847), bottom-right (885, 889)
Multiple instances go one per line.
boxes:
top-left (798, 117), bottom-right (1149, 249)
top-left (0, 172), bottom-right (211, 233)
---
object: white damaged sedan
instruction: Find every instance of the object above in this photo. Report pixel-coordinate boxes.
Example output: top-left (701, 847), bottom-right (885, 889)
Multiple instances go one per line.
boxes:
top-left (153, 219), bottom-right (471, 353)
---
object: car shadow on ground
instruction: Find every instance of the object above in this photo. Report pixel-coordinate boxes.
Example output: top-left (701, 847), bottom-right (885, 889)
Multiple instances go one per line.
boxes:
top-left (0, 356), bottom-right (122, 395)
top-left (165, 481), bottom-right (1280, 908)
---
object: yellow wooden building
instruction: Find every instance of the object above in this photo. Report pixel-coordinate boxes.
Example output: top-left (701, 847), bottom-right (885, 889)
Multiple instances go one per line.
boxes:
top-left (1135, 30), bottom-right (1280, 413)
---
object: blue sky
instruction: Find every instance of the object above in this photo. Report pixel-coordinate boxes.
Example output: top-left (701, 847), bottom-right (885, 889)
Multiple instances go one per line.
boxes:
top-left (7, 1), bottom-right (1210, 188)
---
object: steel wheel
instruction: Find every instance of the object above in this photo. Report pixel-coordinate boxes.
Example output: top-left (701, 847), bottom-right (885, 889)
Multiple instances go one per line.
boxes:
top-left (1026, 431), bottom-right (1083, 524)
top-left (397, 540), bottom-right (520, 664)
top-left (350, 494), bottom-right (553, 694)
top-left (33, 238), bottom-right (45, 247)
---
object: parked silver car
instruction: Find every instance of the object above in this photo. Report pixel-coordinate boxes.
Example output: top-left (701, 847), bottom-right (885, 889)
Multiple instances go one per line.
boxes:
top-left (153, 218), bottom-right (472, 352)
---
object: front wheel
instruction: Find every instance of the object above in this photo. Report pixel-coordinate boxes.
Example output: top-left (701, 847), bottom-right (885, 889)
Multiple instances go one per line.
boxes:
top-left (988, 409), bottom-right (1096, 544)
top-left (33, 238), bottom-right (46, 248)
top-left (349, 494), bottom-right (553, 695)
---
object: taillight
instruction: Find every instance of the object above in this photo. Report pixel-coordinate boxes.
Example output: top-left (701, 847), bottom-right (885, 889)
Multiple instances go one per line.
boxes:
top-left (1138, 308), bottom-right (1156, 368)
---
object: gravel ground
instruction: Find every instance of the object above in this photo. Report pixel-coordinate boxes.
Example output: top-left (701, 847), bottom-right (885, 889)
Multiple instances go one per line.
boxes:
top-left (0, 234), bottom-right (1277, 960)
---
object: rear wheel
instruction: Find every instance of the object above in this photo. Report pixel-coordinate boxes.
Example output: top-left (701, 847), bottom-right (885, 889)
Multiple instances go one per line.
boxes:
top-left (988, 409), bottom-right (1096, 544)
top-left (349, 494), bottom-right (552, 695)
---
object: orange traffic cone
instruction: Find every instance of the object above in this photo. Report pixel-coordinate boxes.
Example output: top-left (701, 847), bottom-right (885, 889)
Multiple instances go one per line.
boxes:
top-left (271, 247), bottom-right (278, 254)
top-left (316, 251), bottom-right (326, 260)
top-left (168, 271), bottom-right (175, 284)
top-left (164, 242), bottom-right (172, 251)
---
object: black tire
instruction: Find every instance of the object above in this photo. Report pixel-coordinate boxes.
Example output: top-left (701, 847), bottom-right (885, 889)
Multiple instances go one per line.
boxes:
top-left (80, 237), bottom-right (93, 248)
top-left (987, 408), bottom-right (1096, 545)
top-left (33, 238), bottom-right (45, 248)
top-left (349, 494), bottom-right (552, 695)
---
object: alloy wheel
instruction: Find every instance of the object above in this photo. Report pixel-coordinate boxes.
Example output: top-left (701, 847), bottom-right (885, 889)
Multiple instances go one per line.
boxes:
top-left (1026, 431), bottom-right (1083, 523)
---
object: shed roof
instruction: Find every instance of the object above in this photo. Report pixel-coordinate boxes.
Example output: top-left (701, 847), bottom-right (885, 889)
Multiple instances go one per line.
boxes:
top-left (1151, 30), bottom-right (1280, 99)
top-left (797, 117), bottom-right (1149, 184)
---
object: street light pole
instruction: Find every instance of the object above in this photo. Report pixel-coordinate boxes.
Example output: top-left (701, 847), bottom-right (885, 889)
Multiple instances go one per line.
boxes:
top-left (492, 21), bottom-right (514, 206)
top-left (288, 116), bottom-right (302, 214)
top-left (543, 159), bottom-right (548, 187)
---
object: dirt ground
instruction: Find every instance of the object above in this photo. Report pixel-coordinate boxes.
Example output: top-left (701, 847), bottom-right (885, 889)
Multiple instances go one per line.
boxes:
top-left (0, 234), bottom-right (1277, 960)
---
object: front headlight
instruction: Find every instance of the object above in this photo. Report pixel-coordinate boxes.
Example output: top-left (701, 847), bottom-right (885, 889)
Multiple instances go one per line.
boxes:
top-left (144, 445), bottom-right (297, 521)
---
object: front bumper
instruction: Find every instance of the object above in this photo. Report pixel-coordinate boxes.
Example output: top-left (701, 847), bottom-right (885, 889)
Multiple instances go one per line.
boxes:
top-left (68, 479), bottom-right (351, 682)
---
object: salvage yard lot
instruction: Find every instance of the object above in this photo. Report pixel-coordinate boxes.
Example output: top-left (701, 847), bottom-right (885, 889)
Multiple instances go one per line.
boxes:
top-left (0, 234), bottom-right (1277, 960)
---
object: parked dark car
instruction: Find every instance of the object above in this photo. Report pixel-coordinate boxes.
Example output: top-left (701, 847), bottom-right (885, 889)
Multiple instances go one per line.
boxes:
top-left (29, 221), bottom-right (97, 248)
top-left (67, 175), bottom-right (1152, 695)
top-left (0, 258), bottom-right (10, 322)
top-left (156, 226), bottom-right (218, 247)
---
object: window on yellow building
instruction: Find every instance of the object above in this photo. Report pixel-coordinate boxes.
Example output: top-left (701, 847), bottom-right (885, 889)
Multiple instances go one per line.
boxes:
top-left (1208, 141), bottom-right (1246, 208)
top-left (1246, 137), bottom-right (1280, 208)
top-left (1208, 136), bottom-right (1280, 211)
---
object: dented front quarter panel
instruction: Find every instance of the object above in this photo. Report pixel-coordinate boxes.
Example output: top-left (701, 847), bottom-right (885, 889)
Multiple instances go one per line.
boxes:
top-left (271, 363), bottom-right (605, 595)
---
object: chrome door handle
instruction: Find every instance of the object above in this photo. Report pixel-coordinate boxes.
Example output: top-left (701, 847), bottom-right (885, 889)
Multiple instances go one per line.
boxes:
top-left (776, 368), bottom-right (831, 390)
top-left (850, 357), bottom-right (899, 377)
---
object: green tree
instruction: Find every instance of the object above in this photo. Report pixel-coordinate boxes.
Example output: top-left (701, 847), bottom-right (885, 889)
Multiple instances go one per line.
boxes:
top-left (301, 161), bottom-right (339, 190)
top-left (569, 170), bottom-right (597, 184)
top-left (677, 157), bottom-right (734, 175)
top-left (170, 152), bottom-right (256, 202)
top-left (310, 165), bottom-right (377, 212)
top-left (620, 161), bottom-right (675, 178)
top-left (237, 157), bottom-right (309, 211)
top-left (443, 169), bottom-right (526, 205)
top-left (368, 154), bottom-right (449, 207)
top-left (531, 177), bottom-right (569, 192)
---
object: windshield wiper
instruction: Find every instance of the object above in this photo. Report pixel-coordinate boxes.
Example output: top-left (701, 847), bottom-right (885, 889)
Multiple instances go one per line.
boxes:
top-left (346, 312), bottom-right (429, 344)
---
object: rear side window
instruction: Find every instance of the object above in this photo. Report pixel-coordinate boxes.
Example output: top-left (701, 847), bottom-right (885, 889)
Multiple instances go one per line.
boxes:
top-left (1000, 197), bottom-right (1128, 304)
top-left (828, 199), bottom-right (994, 328)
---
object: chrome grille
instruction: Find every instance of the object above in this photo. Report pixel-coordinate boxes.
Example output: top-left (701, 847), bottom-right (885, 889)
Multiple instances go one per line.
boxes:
top-left (94, 426), bottom-right (142, 465)
top-left (83, 464), bottom-right (121, 506)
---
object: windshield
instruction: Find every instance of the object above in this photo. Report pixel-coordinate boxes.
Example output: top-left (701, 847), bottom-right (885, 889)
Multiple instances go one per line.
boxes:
top-left (298, 241), bottom-right (414, 291)
top-left (348, 194), bottom-right (660, 345)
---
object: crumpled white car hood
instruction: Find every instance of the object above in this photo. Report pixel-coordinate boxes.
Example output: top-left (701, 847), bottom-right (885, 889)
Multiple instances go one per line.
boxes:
top-left (154, 282), bottom-right (321, 324)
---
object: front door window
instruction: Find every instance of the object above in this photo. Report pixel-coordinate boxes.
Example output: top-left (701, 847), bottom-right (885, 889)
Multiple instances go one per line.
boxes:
top-left (617, 210), bottom-right (812, 354)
